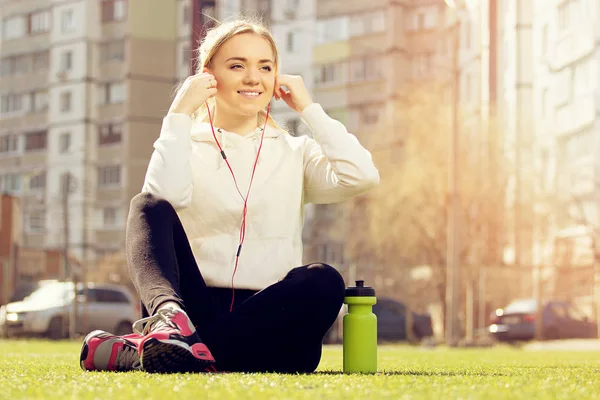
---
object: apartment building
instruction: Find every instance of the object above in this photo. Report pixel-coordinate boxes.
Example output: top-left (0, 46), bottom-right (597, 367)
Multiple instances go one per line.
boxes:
top-left (537, 0), bottom-right (599, 236)
top-left (302, 0), bottom-right (458, 272)
top-left (0, 0), bottom-right (180, 269)
top-left (529, 0), bottom-right (600, 309)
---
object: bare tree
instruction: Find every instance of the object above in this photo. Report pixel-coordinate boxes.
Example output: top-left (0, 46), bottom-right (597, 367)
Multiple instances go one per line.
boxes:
top-left (351, 82), bottom-right (514, 334)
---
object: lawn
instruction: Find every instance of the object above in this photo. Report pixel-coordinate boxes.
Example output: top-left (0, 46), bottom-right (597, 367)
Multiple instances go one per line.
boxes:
top-left (1, 340), bottom-right (600, 399)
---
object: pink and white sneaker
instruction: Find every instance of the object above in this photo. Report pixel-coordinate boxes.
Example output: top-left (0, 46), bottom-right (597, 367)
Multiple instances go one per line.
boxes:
top-left (133, 306), bottom-right (216, 374)
top-left (80, 330), bottom-right (143, 372)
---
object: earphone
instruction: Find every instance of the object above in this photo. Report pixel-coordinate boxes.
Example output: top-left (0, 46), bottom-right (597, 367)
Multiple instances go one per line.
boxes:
top-left (206, 102), bottom-right (271, 312)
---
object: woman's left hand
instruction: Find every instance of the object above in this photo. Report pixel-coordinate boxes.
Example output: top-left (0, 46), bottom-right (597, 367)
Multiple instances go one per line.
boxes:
top-left (274, 74), bottom-right (314, 113)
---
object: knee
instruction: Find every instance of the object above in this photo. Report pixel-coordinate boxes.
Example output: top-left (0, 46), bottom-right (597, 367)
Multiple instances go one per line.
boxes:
top-left (130, 192), bottom-right (176, 217)
top-left (303, 263), bottom-right (346, 307)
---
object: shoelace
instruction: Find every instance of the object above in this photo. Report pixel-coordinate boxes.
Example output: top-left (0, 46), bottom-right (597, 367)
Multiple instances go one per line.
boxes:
top-left (132, 308), bottom-right (179, 336)
top-left (114, 343), bottom-right (141, 371)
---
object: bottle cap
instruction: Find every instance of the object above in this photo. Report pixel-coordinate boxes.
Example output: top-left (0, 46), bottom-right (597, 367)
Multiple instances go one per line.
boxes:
top-left (345, 280), bottom-right (375, 297)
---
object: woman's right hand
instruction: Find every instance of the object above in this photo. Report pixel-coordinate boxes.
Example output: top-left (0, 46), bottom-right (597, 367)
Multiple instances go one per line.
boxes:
top-left (168, 72), bottom-right (217, 117)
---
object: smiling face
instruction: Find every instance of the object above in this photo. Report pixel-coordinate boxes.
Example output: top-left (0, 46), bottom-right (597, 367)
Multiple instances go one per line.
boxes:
top-left (206, 33), bottom-right (276, 118)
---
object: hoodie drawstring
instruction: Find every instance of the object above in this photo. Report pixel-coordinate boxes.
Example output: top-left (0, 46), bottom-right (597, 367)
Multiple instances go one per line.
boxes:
top-left (205, 102), bottom-right (271, 312)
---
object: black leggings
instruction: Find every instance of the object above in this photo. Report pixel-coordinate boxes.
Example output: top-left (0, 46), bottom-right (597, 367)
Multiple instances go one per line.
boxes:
top-left (125, 192), bottom-right (346, 373)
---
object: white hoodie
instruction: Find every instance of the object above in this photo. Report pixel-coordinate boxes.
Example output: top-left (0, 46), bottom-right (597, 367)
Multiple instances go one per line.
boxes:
top-left (141, 103), bottom-right (379, 290)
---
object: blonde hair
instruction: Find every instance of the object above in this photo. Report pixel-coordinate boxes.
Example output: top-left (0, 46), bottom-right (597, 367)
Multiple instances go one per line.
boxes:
top-left (191, 17), bottom-right (285, 131)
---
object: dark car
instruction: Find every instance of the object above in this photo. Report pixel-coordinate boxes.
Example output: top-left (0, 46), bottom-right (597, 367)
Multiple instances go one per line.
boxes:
top-left (488, 298), bottom-right (597, 342)
top-left (374, 298), bottom-right (433, 341)
top-left (324, 297), bottom-right (434, 343)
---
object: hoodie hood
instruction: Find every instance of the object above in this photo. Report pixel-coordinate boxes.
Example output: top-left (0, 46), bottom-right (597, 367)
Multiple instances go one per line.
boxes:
top-left (190, 123), bottom-right (284, 168)
top-left (190, 122), bottom-right (283, 144)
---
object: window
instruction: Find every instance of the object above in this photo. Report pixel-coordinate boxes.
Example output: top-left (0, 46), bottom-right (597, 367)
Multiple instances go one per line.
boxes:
top-left (412, 53), bottom-right (432, 79)
top-left (60, 51), bottom-right (73, 71)
top-left (2, 16), bottom-right (26, 40)
top-left (25, 131), bottom-right (47, 151)
top-left (316, 16), bottom-right (349, 43)
top-left (1, 94), bottom-right (23, 114)
top-left (28, 10), bottom-right (50, 34)
top-left (33, 51), bottom-right (49, 71)
top-left (103, 207), bottom-right (116, 226)
top-left (181, 44), bottom-right (190, 66)
top-left (59, 133), bottom-right (71, 153)
top-left (0, 134), bottom-right (18, 154)
top-left (28, 211), bottom-right (45, 232)
top-left (114, 0), bottom-right (127, 20)
top-left (61, 9), bottom-right (75, 33)
top-left (109, 82), bottom-right (125, 103)
top-left (32, 91), bottom-right (48, 112)
top-left (352, 59), bottom-right (366, 81)
top-left (360, 107), bottom-right (380, 125)
top-left (98, 165), bottom-right (121, 186)
top-left (361, 10), bottom-right (386, 34)
top-left (95, 289), bottom-right (129, 303)
top-left (314, 63), bottom-right (342, 84)
top-left (14, 55), bottom-right (30, 74)
top-left (29, 172), bottom-right (46, 190)
top-left (369, 10), bottom-right (386, 33)
top-left (99, 82), bottom-right (126, 104)
top-left (0, 55), bottom-right (30, 77)
top-left (286, 31), bottom-right (298, 52)
top-left (0, 174), bottom-right (21, 194)
top-left (350, 15), bottom-right (365, 37)
top-left (288, 0), bottom-right (300, 8)
top-left (99, 40), bottom-right (125, 63)
top-left (101, 207), bottom-right (122, 228)
top-left (406, 7), bottom-right (435, 31)
top-left (98, 123), bottom-right (123, 145)
top-left (60, 91), bottom-right (72, 112)
top-left (102, 0), bottom-right (127, 22)
top-left (352, 57), bottom-right (383, 81)
top-left (0, 58), bottom-right (12, 76)
top-left (182, 3), bottom-right (190, 25)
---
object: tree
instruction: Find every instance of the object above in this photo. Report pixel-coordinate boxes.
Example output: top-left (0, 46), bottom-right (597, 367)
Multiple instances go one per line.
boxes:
top-left (354, 81), bottom-right (511, 333)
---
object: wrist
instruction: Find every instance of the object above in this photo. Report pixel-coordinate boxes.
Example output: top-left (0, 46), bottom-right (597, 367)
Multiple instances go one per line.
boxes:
top-left (169, 105), bottom-right (195, 117)
top-left (298, 101), bottom-right (314, 113)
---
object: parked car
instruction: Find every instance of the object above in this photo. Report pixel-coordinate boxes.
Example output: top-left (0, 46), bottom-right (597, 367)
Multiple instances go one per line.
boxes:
top-left (324, 297), bottom-right (434, 343)
top-left (0, 281), bottom-right (139, 339)
top-left (8, 279), bottom-right (59, 304)
top-left (488, 298), bottom-right (597, 342)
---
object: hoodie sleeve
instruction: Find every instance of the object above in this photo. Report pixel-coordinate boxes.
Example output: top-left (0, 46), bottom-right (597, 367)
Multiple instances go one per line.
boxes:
top-left (301, 103), bottom-right (380, 204)
top-left (141, 113), bottom-right (194, 210)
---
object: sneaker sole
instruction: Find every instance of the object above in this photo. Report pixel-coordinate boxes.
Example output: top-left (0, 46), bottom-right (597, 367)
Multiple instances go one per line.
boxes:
top-left (141, 338), bottom-right (215, 374)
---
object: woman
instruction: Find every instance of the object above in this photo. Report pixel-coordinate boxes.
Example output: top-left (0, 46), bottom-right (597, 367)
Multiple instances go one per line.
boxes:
top-left (80, 17), bottom-right (379, 374)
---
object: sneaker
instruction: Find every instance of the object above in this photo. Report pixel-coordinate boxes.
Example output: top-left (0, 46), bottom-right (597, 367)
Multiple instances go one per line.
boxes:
top-left (80, 330), bottom-right (142, 372)
top-left (133, 306), bottom-right (216, 374)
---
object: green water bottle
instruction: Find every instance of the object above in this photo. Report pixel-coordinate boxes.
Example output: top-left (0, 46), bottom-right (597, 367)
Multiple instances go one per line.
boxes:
top-left (343, 280), bottom-right (377, 373)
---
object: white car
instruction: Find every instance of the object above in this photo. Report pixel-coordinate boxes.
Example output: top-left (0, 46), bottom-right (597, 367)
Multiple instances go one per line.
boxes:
top-left (0, 281), bottom-right (140, 339)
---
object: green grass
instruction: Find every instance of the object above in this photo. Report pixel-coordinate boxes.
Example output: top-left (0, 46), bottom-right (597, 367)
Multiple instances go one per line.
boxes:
top-left (2, 341), bottom-right (600, 399)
